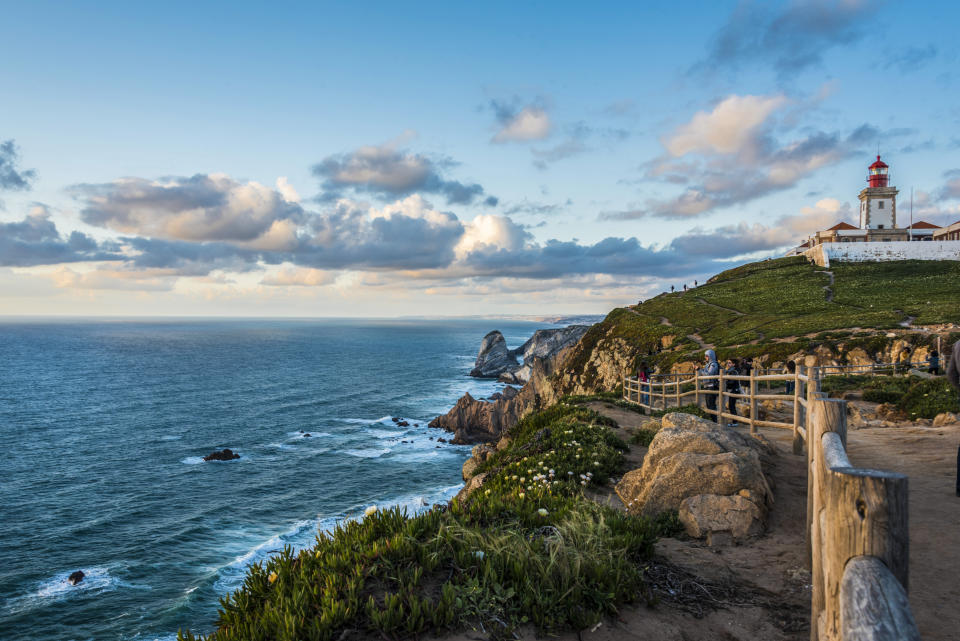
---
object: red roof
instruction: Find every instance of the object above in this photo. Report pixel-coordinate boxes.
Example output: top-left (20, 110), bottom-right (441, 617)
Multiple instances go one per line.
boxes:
top-left (869, 155), bottom-right (888, 170)
top-left (827, 221), bottom-right (859, 231)
top-left (908, 220), bottom-right (940, 229)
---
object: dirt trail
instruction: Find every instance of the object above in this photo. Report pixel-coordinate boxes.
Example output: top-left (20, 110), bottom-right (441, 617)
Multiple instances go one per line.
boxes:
top-left (815, 270), bottom-right (835, 302)
top-left (696, 296), bottom-right (745, 316)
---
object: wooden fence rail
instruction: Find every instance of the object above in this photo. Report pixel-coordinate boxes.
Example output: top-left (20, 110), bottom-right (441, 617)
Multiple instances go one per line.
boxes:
top-left (621, 364), bottom-right (922, 640)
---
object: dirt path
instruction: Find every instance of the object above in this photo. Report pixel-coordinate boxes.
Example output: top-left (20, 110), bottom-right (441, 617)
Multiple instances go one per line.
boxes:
top-left (686, 332), bottom-right (714, 351)
top-left (844, 423), bottom-right (960, 641)
top-left (696, 296), bottom-right (745, 316)
top-left (815, 270), bottom-right (835, 302)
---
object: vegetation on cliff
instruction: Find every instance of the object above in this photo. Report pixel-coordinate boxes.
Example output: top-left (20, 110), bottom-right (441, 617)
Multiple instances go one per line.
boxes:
top-left (179, 404), bottom-right (670, 641)
top-left (558, 257), bottom-right (960, 394)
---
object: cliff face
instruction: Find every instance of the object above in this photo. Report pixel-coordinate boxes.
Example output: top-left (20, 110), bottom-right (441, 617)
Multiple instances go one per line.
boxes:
top-left (469, 331), bottom-right (518, 378)
top-left (470, 326), bottom-right (591, 383)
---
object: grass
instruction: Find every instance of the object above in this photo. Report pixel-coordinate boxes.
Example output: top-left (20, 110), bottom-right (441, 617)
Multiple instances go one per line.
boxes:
top-left (179, 404), bottom-right (663, 641)
top-left (557, 257), bottom-right (960, 397)
top-left (821, 374), bottom-right (959, 419)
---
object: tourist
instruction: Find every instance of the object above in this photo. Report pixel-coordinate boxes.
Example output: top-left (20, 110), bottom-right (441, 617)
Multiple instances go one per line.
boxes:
top-left (897, 347), bottom-right (912, 376)
top-left (928, 350), bottom-right (941, 376)
top-left (947, 339), bottom-right (960, 497)
top-left (724, 358), bottom-right (740, 427)
top-left (700, 350), bottom-right (720, 422)
top-left (785, 360), bottom-right (797, 395)
top-left (740, 357), bottom-right (753, 377)
top-left (637, 362), bottom-right (650, 407)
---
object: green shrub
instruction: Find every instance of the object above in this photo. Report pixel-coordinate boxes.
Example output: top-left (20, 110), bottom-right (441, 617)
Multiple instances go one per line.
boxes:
top-left (179, 404), bottom-right (660, 641)
top-left (900, 378), bottom-right (960, 419)
top-left (651, 404), bottom-right (710, 420)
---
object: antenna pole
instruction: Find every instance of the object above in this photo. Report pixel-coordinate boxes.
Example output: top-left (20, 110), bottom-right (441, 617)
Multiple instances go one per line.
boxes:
top-left (910, 187), bottom-right (914, 241)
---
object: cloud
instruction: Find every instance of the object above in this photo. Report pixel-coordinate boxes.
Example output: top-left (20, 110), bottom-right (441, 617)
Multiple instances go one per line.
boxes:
top-left (939, 169), bottom-right (960, 200)
top-left (260, 266), bottom-right (337, 287)
top-left (530, 122), bottom-right (628, 169)
top-left (71, 173), bottom-right (307, 249)
top-left (0, 205), bottom-right (121, 267)
top-left (312, 142), bottom-right (495, 206)
top-left (490, 102), bottom-right (552, 143)
top-left (699, 0), bottom-right (876, 76)
top-left (0, 139), bottom-right (36, 191)
top-left (884, 44), bottom-right (937, 72)
top-left (613, 93), bottom-right (889, 219)
top-left (667, 198), bottom-right (854, 258)
top-left (664, 94), bottom-right (788, 157)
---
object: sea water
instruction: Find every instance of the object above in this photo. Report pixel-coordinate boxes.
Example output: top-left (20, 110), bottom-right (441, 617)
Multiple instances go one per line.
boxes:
top-left (0, 318), bottom-right (554, 641)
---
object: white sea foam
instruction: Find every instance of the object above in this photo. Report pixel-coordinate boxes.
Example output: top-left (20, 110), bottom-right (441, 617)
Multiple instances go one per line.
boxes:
top-left (336, 416), bottom-right (393, 425)
top-left (181, 456), bottom-right (205, 465)
top-left (161, 435), bottom-right (182, 441)
top-left (367, 429), bottom-right (405, 439)
top-left (343, 448), bottom-right (391, 458)
top-left (3, 567), bottom-right (147, 616)
top-left (287, 431), bottom-right (332, 438)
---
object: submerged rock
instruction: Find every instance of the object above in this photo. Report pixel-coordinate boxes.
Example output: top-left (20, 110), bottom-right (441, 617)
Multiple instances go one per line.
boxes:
top-left (203, 448), bottom-right (240, 462)
top-left (68, 570), bottom-right (85, 586)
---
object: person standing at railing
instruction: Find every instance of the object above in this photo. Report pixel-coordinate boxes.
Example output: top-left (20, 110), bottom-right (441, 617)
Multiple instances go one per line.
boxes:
top-left (700, 349), bottom-right (720, 422)
top-left (785, 360), bottom-right (797, 395)
top-left (637, 362), bottom-right (650, 407)
top-left (947, 339), bottom-right (960, 497)
top-left (928, 350), bottom-right (941, 376)
top-left (724, 358), bottom-right (741, 427)
top-left (896, 346), bottom-right (912, 376)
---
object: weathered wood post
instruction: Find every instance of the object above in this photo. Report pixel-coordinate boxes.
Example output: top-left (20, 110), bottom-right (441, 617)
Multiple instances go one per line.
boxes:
top-left (717, 366), bottom-right (725, 424)
top-left (793, 363), bottom-right (803, 455)
top-left (694, 370), bottom-right (700, 410)
top-left (675, 375), bottom-right (680, 409)
top-left (808, 397), bottom-right (910, 641)
top-left (805, 365), bottom-right (820, 572)
top-left (749, 366), bottom-right (758, 434)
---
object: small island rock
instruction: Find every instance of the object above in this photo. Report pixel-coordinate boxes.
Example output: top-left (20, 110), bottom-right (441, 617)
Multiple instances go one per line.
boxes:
top-left (68, 570), bottom-right (85, 586)
top-left (203, 448), bottom-right (241, 462)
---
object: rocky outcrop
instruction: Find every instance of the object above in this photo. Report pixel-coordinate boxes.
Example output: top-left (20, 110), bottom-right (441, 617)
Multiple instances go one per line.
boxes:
top-left (469, 331), bottom-right (518, 378)
top-left (428, 392), bottom-right (524, 444)
top-left (68, 570), bottom-right (85, 586)
top-left (203, 448), bottom-right (240, 462)
top-left (933, 412), bottom-right (959, 427)
top-left (471, 326), bottom-right (591, 383)
top-left (615, 412), bottom-right (773, 543)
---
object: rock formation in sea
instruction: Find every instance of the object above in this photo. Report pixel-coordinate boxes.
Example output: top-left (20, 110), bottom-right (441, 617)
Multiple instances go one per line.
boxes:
top-left (469, 331), bottom-right (518, 378)
top-left (470, 325), bottom-right (590, 383)
top-left (203, 448), bottom-right (240, 462)
top-left (68, 570), bottom-right (85, 586)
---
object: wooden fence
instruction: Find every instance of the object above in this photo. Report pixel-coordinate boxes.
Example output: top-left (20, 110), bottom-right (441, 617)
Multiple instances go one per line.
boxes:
top-left (622, 365), bottom-right (922, 640)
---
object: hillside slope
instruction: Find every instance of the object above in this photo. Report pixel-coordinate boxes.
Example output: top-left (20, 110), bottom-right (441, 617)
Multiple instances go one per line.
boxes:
top-left (553, 257), bottom-right (960, 396)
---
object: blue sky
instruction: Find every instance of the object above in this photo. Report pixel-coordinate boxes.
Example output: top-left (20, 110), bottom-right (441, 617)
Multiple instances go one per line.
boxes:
top-left (2, 0), bottom-right (959, 316)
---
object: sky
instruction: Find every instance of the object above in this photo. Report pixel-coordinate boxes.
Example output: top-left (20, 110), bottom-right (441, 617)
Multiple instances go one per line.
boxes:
top-left (2, 0), bottom-right (959, 317)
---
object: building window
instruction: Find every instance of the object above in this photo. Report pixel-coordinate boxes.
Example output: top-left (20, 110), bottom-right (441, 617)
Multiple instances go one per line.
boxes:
top-left (878, 201), bottom-right (884, 209)
top-left (878, 225), bottom-right (884, 229)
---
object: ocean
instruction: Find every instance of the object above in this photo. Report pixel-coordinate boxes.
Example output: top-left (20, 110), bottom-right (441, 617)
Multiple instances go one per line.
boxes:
top-left (0, 318), bottom-right (556, 641)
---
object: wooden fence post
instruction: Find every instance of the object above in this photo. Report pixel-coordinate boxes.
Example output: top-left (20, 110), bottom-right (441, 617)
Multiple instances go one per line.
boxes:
top-left (675, 375), bottom-right (680, 409)
top-left (717, 366), bottom-right (725, 424)
top-left (749, 366), bottom-right (758, 434)
top-left (793, 363), bottom-right (803, 455)
top-left (805, 365), bottom-right (820, 574)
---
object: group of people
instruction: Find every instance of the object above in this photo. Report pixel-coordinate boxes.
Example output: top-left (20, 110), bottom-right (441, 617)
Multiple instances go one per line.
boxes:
top-left (699, 350), bottom-right (755, 426)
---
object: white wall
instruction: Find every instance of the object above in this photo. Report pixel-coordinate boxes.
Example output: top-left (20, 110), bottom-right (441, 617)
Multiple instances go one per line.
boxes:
top-left (804, 240), bottom-right (960, 268)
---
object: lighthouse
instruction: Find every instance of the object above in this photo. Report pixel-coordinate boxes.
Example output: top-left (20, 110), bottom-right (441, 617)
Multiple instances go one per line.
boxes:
top-left (858, 155), bottom-right (898, 230)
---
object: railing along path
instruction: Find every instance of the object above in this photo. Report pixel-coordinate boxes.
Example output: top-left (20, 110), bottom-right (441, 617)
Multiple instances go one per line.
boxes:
top-left (621, 362), bottom-right (922, 640)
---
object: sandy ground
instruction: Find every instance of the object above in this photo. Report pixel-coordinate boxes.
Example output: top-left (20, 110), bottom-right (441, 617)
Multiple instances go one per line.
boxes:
top-left (435, 403), bottom-right (960, 641)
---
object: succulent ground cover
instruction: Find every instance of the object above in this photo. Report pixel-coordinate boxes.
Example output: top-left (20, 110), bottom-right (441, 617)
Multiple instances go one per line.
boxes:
top-left (179, 404), bottom-right (667, 641)
top-left (822, 374), bottom-right (960, 418)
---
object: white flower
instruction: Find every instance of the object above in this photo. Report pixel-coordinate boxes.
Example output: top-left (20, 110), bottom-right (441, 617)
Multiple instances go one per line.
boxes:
top-left (593, 461), bottom-right (600, 466)
top-left (581, 480), bottom-right (588, 486)
top-left (537, 508), bottom-right (549, 517)
top-left (548, 469), bottom-right (554, 474)
top-left (473, 550), bottom-right (485, 559)
top-left (364, 505), bottom-right (378, 517)
top-left (520, 477), bottom-right (526, 483)
top-left (519, 492), bottom-right (525, 499)
top-left (568, 471), bottom-right (574, 476)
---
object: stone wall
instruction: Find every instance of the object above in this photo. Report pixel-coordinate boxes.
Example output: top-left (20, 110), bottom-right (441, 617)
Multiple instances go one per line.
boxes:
top-left (804, 240), bottom-right (960, 268)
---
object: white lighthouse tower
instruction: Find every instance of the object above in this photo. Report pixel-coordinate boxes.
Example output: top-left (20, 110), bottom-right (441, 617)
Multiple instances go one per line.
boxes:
top-left (858, 155), bottom-right (898, 231)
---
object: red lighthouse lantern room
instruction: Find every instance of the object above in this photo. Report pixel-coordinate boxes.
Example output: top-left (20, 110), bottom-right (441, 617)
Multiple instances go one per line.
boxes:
top-left (868, 155), bottom-right (889, 188)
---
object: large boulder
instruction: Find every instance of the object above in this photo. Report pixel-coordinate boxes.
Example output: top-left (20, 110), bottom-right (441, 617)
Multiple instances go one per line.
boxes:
top-left (679, 493), bottom-right (765, 539)
top-left (615, 412), bottom-right (773, 541)
top-left (470, 331), bottom-right (518, 378)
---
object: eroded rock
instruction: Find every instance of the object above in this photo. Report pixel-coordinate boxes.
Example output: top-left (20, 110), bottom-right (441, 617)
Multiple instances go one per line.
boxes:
top-left (679, 493), bottom-right (765, 540)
